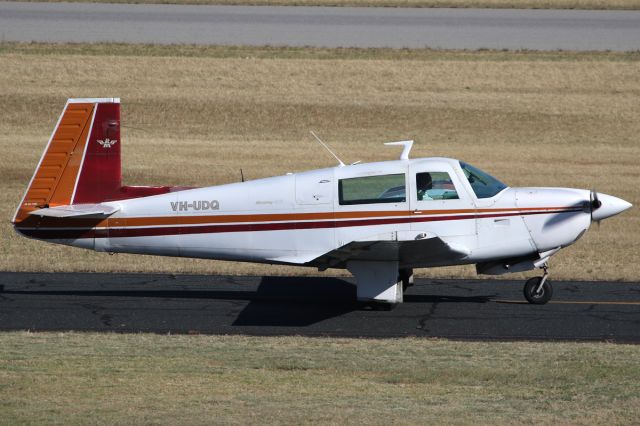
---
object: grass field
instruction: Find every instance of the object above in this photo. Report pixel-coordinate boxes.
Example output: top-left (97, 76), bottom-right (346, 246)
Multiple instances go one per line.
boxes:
top-left (0, 332), bottom-right (639, 424)
top-left (0, 42), bottom-right (638, 281)
top-left (17, 0), bottom-right (640, 10)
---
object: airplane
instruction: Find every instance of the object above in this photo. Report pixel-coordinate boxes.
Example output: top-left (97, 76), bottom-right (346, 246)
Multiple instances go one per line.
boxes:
top-left (12, 98), bottom-right (633, 307)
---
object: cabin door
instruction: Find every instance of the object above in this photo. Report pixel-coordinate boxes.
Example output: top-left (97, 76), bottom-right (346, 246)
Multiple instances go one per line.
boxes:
top-left (408, 163), bottom-right (477, 238)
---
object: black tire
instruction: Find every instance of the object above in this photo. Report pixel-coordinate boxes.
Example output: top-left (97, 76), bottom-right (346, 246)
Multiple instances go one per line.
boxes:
top-left (523, 277), bottom-right (553, 305)
top-left (399, 268), bottom-right (413, 291)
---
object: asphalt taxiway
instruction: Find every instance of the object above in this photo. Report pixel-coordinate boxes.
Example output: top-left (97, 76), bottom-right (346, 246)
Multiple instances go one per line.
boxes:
top-left (2, 2), bottom-right (640, 51)
top-left (1, 272), bottom-right (638, 342)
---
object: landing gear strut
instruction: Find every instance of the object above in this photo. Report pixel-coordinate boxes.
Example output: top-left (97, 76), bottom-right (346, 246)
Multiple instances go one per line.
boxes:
top-left (523, 265), bottom-right (553, 305)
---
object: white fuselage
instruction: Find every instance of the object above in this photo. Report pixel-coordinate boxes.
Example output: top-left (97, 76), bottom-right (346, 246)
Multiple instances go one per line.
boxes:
top-left (39, 157), bottom-right (594, 271)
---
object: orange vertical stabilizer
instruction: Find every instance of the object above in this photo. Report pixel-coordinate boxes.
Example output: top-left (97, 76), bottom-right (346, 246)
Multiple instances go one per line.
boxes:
top-left (12, 98), bottom-right (122, 224)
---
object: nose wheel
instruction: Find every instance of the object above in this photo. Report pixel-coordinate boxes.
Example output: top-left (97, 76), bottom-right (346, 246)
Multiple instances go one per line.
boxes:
top-left (523, 266), bottom-right (553, 305)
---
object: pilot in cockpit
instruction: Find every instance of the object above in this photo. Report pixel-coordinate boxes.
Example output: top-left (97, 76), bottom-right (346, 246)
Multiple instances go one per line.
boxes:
top-left (416, 173), bottom-right (433, 201)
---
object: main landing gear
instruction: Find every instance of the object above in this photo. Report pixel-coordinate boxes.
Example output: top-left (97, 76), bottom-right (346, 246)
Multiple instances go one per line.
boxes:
top-left (346, 261), bottom-right (410, 310)
top-left (523, 265), bottom-right (553, 305)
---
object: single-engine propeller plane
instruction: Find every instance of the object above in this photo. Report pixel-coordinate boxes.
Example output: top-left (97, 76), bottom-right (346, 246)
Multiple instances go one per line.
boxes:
top-left (12, 99), bottom-right (632, 306)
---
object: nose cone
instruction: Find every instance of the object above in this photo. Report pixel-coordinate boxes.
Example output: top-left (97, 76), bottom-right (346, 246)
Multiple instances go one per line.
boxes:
top-left (591, 193), bottom-right (632, 222)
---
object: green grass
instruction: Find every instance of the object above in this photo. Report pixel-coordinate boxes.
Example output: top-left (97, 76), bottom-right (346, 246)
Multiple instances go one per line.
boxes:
top-left (2, 41), bottom-right (640, 61)
top-left (1, 332), bottom-right (639, 424)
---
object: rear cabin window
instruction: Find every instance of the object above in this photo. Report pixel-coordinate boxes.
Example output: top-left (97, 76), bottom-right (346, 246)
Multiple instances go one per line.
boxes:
top-left (416, 172), bottom-right (459, 201)
top-left (339, 173), bottom-right (406, 205)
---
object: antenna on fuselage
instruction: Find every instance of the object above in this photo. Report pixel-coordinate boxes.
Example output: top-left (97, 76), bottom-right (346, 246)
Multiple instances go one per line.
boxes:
top-left (310, 131), bottom-right (345, 167)
top-left (384, 140), bottom-right (414, 160)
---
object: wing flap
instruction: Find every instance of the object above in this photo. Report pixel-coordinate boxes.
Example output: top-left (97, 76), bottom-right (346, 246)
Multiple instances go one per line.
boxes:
top-left (310, 234), bottom-right (470, 269)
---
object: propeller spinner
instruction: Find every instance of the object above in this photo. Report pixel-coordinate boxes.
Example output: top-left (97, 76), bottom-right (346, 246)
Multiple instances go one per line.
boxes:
top-left (590, 191), bottom-right (632, 222)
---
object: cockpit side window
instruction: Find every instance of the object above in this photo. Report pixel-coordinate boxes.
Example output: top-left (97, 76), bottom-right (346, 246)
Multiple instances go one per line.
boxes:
top-left (339, 173), bottom-right (406, 205)
top-left (460, 161), bottom-right (508, 199)
top-left (416, 172), bottom-right (459, 201)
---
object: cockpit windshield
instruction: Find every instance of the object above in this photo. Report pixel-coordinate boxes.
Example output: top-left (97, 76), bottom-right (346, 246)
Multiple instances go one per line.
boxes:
top-left (459, 161), bottom-right (508, 199)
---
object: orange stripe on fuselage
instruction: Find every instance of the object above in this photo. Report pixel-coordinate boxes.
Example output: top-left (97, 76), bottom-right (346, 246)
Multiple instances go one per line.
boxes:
top-left (14, 206), bottom-right (579, 230)
top-left (113, 206), bottom-right (576, 227)
top-left (16, 207), bottom-right (585, 240)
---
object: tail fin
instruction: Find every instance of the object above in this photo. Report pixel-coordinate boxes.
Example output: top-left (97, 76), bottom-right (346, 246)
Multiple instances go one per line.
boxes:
top-left (12, 98), bottom-right (122, 224)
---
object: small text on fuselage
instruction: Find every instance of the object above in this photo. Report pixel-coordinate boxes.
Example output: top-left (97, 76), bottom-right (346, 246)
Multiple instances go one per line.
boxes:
top-left (170, 200), bottom-right (219, 212)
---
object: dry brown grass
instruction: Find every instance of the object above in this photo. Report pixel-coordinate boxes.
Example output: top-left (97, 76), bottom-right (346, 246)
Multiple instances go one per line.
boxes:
top-left (0, 43), bottom-right (638, 281)
top-left (14, 0), bottom-right (640, 10)
top-left (1, 332), bottom-right (640, 424)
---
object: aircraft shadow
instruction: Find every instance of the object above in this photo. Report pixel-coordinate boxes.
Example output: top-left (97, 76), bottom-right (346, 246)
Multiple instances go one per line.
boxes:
top-left (232, 276), bottom-right (357, 327)
top-left (2, 276), bottom-right (359, 328)
top-left (232, 284), bottom-right (496, 327)
top-left (2, 276), bottom-right (496, 328)
top-left (1, 276), bottom-right (357, 303)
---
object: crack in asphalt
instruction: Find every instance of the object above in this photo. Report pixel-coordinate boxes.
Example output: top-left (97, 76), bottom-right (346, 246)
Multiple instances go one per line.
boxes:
top-left (80, 303), bottom-right (116, 328)
top-left (417, 302), bottom-right (439, 333)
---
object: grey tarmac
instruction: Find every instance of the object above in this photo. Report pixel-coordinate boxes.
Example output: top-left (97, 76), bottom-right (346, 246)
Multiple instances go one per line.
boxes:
top-left (1, 272), bottom-right (639, 342)
top-left (1, 2), bottom-right (640, 51)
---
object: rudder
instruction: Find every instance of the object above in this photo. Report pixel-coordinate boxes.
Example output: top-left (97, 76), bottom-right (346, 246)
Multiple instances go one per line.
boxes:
top-left (12, 98), bottom-right (122, 224)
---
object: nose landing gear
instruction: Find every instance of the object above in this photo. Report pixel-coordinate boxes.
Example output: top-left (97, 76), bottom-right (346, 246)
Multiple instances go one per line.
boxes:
top-left (523, 265), bottom-right (553, 305)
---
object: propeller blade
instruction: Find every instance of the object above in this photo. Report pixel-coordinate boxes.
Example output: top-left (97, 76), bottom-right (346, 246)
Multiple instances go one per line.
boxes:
top-left (591, 190), bottom-right (601, 209)
top-left (590, 189), bottom-right (602, 221)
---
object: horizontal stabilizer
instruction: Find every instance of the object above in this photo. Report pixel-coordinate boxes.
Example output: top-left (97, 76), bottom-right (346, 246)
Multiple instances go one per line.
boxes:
top-left (29, 204), bottom-right (119, 218)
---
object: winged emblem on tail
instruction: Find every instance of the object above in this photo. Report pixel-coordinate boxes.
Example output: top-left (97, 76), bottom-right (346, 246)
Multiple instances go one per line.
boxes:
top-left (97, 138), bottom-right (118, 148)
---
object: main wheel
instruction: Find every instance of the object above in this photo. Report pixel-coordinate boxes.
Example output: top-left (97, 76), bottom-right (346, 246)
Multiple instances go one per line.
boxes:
top-left (399, 268), bottom-right (414, 291)
top-left (523, 277), bottom-right (553, 305)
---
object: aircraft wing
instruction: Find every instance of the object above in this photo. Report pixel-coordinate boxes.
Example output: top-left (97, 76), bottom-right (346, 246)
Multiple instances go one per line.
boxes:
top-left (270, 231), bottom-right (470, 269)
top-left (28, 203), bottom-right (119, 218)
